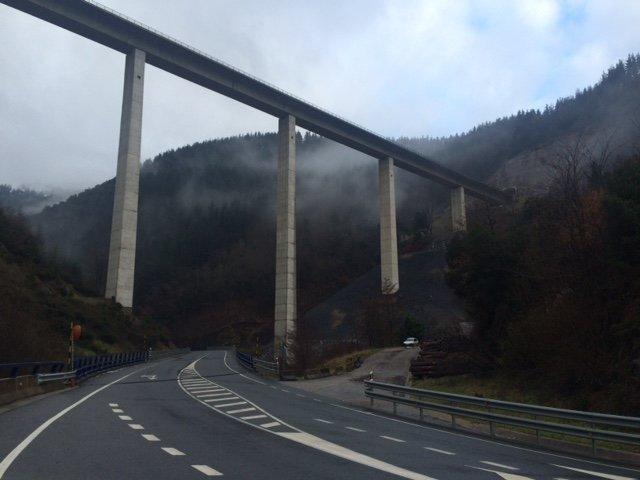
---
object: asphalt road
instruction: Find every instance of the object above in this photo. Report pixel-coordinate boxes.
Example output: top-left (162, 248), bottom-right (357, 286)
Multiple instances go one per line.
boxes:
top-left (0, 351), bottom-right (638, 479)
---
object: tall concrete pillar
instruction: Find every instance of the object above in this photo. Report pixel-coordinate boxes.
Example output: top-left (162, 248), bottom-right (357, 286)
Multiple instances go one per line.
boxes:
top-left (379, 157), bottom-right (399, 294)
top-left (451, 185), bottom-right (467, 232)
top-left (274, 115), bottom-right (296, 361)
top-left (105, 48), bottom-right (146, 308)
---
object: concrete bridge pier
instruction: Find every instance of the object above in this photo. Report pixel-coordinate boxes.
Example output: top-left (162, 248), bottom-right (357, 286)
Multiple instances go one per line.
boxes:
top-left (379, 157), bottom-right (399, 294)
top-left (105, 48), bottom-right (145, 308)
top-left (451, 185), bottom-right (467, 232)
top-left (274, 115), bottom-right (297, 362)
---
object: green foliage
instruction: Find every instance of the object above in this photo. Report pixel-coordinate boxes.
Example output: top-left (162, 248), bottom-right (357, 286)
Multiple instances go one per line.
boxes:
top-left (446, 156), bottom-right (640, 413)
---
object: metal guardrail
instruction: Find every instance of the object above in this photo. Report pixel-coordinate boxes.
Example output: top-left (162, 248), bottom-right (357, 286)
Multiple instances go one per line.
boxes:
top-left (364, 380), bottom-right (640, 455)
top-left (37, 371), bottom-right (77, 384)
top-left (236, 351), bottom-right (279, 377)
top-left (0, 361), bottom-right (66, 379)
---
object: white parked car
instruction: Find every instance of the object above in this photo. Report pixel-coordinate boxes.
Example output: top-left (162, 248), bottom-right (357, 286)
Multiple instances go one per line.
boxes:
top-left (403, 337), bottom-right (419, 348)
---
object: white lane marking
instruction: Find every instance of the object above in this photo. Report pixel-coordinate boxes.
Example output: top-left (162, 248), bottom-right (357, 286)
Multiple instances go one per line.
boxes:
top-left (313, 399), bottom-right (322, 402)
top-left (0, 363), bottom-right (156, 479)
top-left (108, 403), bottom-right (119, 407)
top-left (204, 397), bottom-right (238, 403)
top-left (278, 432), bottom-right (435, 480)
top-left (112, 408), bottom-right (124, 413)
top-left (260, 422), bottom-right (281, 428)
top-left (217, 401), bottom-right (247, 408)
top-left (227, 407), bottom-right (255, 414)
top-left (552, 464), bottom-right (636, 480)
top-left (424, 447), bottom-right (455, 456)
top-left (196, 392), bottom-right (229, 397)
top-left (296, 394), bottom-right (306, 398)
top-left (481, 461), bottom-right (518, 471)
top-left (469, 466), bottom-right (533, 480)
top-left (222, 351), bottom-right (266, 385)
top-left (119, 415), bottom-right (132, 421)
top-left (142, 434), bottom-right (160, 442)
top-left (380, 435), bottom-right (405, 443)
top-left (190, 389), bottom-right (224, 394)
top-left (280, 389), bottom-right (290, 393)
top-left (242, 414), bottom-right (268, 420)
top-left (346, 427), bottom-right (366, 432)
top-left (128, 424), bottom-right (144, 430)
top-left (191, 465), bottom-right (223, 476)
top-left (314, 418), bottom-right (333, 424)
top-left (270, 386), bottom-right (277, 390)
top-left (190, 357), bottom-right (437, 480)
top-left (162, 447), bottom-right (185, 456)
top-left (328, 403), bottom-right (640, 476)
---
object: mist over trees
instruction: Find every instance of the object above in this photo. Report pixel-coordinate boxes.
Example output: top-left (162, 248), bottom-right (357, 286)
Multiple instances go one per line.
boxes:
top-left (24, 54), bottom-right (640, 367)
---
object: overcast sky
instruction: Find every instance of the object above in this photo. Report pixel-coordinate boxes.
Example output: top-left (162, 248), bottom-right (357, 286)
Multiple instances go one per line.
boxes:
top-left (1, 0), bottom-right (640, 191)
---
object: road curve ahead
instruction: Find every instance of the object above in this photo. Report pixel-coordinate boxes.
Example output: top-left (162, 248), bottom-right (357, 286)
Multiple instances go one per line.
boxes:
top-left (0, 351), bottom-right (638, 479)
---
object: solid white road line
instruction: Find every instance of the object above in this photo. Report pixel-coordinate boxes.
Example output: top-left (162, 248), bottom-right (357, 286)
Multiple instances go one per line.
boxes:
top-left (469, 466), bottom-right (533, 480)
top-left (0, 363), bottom-right (156, 479)
top-left (191, 465), bottom-right (223, 476)
top-left (161, 447), bottom-right (185, 456)
top-left (242, 414), bottom-right (268, 420)
top-left (222, 351), bottom-right (266, 385)
top-left (380, 435), bottom-right (405, 443)
top-left (260, 422), bottom-right (281, 428)
top-left (552, 464), bottom-right (635, 480)
top-left (345, 427), bottom-right (366, 432)
top-left (278, 432), bottom-right (436, 480)
top-left (329, 403), bottom-right (640, 476)
top-left (481, 461), bottom-right (518, 471)
top-left (108, 403), bottom-right (119, 407)
top-left (112, 408), bottom-right (123, 413)
top-left (211, 357), bottom-right (439, 480)
top-left (227, 407), bottom-right (255, 414)
top-left (141, 434), bottom-right (160, 442)
top-left (217, 401), bottom-right (247, 408)
top-left (314, 419), bottom-right (333, 424)
top-left (128, 424), bottom-right (144, 430)
top-left (118, 415), bottom-right (132, 421)
top-left (424, 447), bottom-right (455, 456)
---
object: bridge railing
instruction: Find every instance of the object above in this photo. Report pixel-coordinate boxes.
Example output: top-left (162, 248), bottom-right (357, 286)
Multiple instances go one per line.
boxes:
top-left (0, 361), bottom-right (66, 379)
top-left (364, 380), bottom-right (640, 458)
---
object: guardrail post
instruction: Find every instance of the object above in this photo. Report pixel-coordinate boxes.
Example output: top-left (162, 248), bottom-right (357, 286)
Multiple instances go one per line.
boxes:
top-left (419, 407), bottom-right (424, 421)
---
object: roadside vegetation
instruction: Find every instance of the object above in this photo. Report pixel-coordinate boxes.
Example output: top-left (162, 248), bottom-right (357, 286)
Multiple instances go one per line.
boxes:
top-left (445, 152), bottom-right (640, 414)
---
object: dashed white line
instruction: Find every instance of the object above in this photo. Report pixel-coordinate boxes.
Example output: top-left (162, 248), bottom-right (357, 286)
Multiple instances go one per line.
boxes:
top-left (118, 415), bottom-right (132, 421)
top-left (227, 407), bottom-right (255, 414)
top-left (270, 386), bottom-right (277, 390)
top-left (108, 403), bottom-right (119, 407)
top-left (260, 421), bottom-right (281, 428)
top-left (296, 394), bottom-right (306, 398)
top-left (280, 389), bottom-right (290, 393)
top-left (314, 419), bottom-right (333, 424)
top-left (380, 435), bottom-right (405, 443)
top-left (128, 424), bottom-right (144, 430)
top-left (481, 461), bottom-right (518, 471)
top-left (191, 465), bottom-right (223, 477)
top-left (112, 408), bottom-right (123, 413)
top-left (424, 447), bottom-right (455, 456)
top-left (345, 427), bottom-right (366, 432)
top-left (217, 401), bottom-right (247, 408)
top-left (242, 414), bottom-right (267, 420)
top-left (161, 447), bottom-right (185, 456)
top-left (313, 399), bottom-right (322, 402)
top-left (141, 434), bottom-right (160, 442)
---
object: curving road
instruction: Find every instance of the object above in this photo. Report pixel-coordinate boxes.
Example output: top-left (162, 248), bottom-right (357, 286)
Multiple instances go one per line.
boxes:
top-left (0, 351), bottom-right (637, 479)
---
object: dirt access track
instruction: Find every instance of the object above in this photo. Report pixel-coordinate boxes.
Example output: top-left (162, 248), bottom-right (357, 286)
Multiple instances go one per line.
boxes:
top-left (293, 347), bottom-right (418, 406)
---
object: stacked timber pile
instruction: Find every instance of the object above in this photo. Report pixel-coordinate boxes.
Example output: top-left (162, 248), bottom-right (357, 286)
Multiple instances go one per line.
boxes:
top-left (410, 336), bottom-right (491, 379)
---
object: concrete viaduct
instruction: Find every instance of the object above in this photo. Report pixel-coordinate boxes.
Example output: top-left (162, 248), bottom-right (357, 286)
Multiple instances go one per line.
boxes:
top-left (2, 0), bottom-right (513, 360)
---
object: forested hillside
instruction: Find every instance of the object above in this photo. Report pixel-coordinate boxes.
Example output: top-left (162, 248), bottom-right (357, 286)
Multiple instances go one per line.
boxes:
top-left (29, 55), bottom-right (640, 350)
top-left (0, 208), bottom-right (169, 363)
